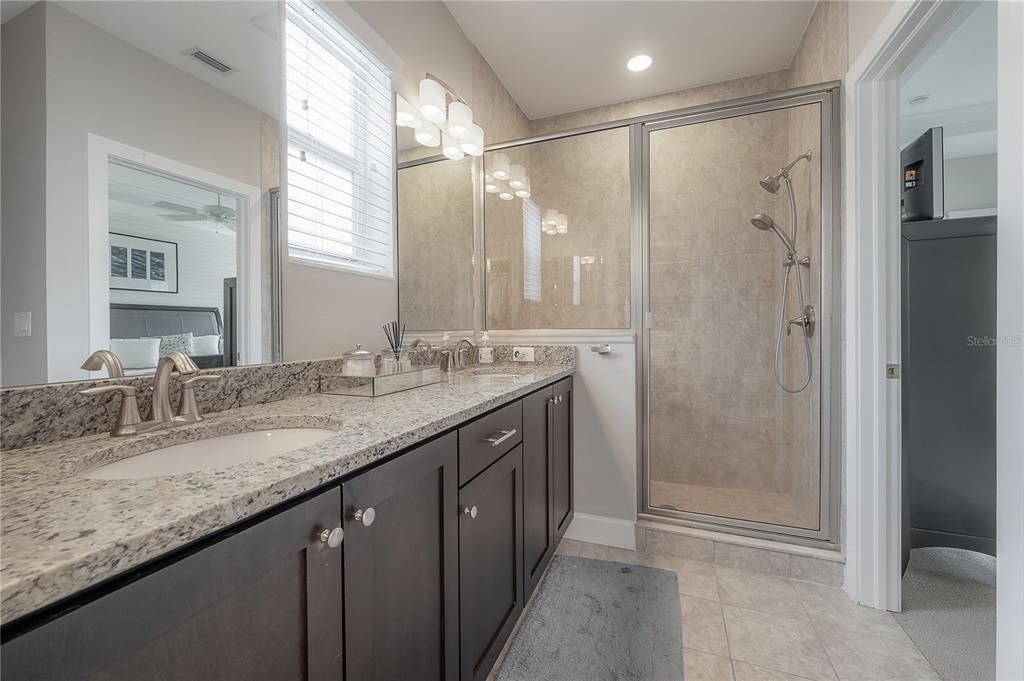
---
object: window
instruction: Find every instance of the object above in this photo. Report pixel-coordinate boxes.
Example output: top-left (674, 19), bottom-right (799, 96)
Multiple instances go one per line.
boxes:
top-left (522, 198), bottom-right (542, 302)
top-left (285, 0), bottom-right (394, 276)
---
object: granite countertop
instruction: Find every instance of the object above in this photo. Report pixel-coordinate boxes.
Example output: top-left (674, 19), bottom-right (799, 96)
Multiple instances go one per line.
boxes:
top-left (0, 365), bottom-right (573, 624)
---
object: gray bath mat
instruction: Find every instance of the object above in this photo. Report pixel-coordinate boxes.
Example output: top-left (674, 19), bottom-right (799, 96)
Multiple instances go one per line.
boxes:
top-left (496, 555), bottom-right (683, 681)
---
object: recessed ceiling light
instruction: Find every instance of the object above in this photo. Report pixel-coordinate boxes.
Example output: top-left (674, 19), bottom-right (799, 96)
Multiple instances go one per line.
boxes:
top-left (627, 55), bottom-right (652, 72)
top-left (908, 94), bottom-right (930, 107)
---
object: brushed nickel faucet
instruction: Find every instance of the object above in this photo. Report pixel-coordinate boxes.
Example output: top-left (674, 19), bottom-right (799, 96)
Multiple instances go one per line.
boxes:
top-left (80, 352), bottom-right (220, 437)
top-left (80, 350), bottom-right (125, 379)
top-left (454, 338), bottom-right (476, 370)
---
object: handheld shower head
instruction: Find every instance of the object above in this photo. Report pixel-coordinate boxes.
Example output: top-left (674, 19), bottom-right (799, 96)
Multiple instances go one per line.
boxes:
top-left (750, 213), bottom-right (796, 254)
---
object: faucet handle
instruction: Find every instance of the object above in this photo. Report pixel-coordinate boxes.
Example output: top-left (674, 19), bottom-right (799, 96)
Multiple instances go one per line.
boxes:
top-left (176, 374), bottom-right (220, 421)
top-left (79, 385), bottom-right (142, 435)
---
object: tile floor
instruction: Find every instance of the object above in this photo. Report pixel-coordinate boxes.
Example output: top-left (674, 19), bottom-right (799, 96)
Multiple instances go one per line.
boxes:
top-left (548, 539), bottom-right (941, 681)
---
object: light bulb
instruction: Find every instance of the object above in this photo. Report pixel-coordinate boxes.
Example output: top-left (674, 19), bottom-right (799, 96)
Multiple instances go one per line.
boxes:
top-left (461, 124), bottom-right (484, 156)
top-left (418, 78), bottom-right (446, 124)
top-left (415, 121), bottom-right (441, 147)
top-left (508, 164), bottom-right (526, 189)
top-left (491, 152), bottom-right (510, 180)
top-left (514, 177), bottom-right (531, 199)
top-left (442, 133), bottom-right (464, 160)
top-left (447, 101), bottom-right (473, 138)
top-left (396, 94), bottom-right (421, 128)
top-left (485, 173), bottom-right (499, 193)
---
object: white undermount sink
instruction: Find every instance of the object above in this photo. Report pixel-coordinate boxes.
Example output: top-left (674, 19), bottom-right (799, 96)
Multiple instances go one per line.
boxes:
top-left (82, 428), bottom-right (338, 481)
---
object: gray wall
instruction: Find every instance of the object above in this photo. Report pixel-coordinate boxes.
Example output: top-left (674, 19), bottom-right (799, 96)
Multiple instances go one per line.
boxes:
top-left (1, 4), bottom-right (48, 387)
top-left (945, 154), bottom-right (998, 213)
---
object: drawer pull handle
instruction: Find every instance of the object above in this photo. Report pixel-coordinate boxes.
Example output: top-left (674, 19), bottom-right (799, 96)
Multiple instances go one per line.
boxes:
top-left (462, 505), bottom-right (478, 519)
top-left (319, 527), bottom-right (344, 548)
top-left (353, 507), bottom-right (376, 527)
top-left (483, 429), bottom-right (517, 447)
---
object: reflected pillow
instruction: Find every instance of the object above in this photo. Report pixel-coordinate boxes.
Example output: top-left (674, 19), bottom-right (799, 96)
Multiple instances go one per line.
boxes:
top-left (193, 334), bottom-right (221, 356)
top-left (144, 332), bottom-right (194, 356)
top-left (110, 338), bottom-right (161, 370)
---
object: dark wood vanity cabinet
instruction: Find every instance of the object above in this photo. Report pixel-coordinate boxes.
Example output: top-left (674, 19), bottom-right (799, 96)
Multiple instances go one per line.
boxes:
top-left (0, 487), bottom-right (344, 681)
top-left (1, 377), bottom-right (574, 681)
top-left (458, 444), bottom-right (525, 681)
top-left (552, 377), bottom-right (575, 543)
top-left (522, 387), bottom-right (555, 598)
top-left (341, 431), bottom-right (459, 681)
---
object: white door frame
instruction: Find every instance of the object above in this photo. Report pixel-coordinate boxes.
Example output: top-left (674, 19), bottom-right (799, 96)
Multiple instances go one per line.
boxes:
top-left (87, 134), bottom-right (263, 366)
top-left (846, 1), bottom-right (1024, 677)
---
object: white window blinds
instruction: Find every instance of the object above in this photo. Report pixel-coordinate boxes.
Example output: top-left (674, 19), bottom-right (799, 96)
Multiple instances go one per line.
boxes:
top-left (285, 0), bottom-right (394, 276)
top-left (523, 198), bottom-right (542, 302)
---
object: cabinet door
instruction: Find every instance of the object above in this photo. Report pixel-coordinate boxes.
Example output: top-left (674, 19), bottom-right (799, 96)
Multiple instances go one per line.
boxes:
top-left (459, 446), bottom-right (525, 681)
top-left (1, 488), bottom-right (344, 681)
top-left (552, 377), bottom-right (574, 542)
top-left (342, 432), bottom-right (459, 681)
top-left (522, 386), bottom-right (554, 599)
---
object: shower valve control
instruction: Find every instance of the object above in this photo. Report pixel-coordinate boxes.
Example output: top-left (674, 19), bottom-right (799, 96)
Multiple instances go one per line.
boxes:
top-left (886, 364), bottom-right (901, 379)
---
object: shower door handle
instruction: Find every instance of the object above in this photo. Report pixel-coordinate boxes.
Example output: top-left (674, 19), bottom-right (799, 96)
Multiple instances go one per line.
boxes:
top-left (591, 344), bottom-right (612, 355)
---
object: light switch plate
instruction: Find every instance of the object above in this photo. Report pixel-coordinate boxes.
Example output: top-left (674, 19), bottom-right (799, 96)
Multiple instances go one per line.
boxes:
top-left (13, 312), bottom-right (31, 337)
top-left (512, 346), bottom-right (535, 362)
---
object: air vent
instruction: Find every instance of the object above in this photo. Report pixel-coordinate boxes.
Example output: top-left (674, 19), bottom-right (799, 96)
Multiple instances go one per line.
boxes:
top-left (184, 47), bottom-right (236, 75)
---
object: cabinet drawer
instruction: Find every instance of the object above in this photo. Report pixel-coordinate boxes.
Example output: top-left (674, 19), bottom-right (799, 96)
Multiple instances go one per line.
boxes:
top-left (459, 401), bottom-right (523, 485)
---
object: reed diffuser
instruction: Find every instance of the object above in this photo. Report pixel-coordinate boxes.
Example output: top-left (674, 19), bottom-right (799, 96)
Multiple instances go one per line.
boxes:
top-left (382, 321), bottom-right (406, 372)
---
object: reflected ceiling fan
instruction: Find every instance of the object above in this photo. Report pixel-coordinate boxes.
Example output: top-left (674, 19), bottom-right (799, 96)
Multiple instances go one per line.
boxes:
top-left (155, 196), bottom-right (237, 224)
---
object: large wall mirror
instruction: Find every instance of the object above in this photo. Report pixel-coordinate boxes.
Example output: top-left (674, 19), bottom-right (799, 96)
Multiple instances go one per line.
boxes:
top-left (1, 1), bottom-right (282, 387)
top-left (397, 156), bottom-right (475, 333)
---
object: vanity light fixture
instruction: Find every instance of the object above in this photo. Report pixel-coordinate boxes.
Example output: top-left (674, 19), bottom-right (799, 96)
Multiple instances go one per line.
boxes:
top-left (556, 213), bottom-right (569, 234)
top-left (514, 177), bottom-right (531, 199)
top-left (485, 173), bottom-right (500, 193)
top-left (627, 54), bottom-right (652, 72)
top-left (461, 124), bottom-right (485, 156)
top-left (415, 121), bottom-right (441, 147)
top-left (543, 208), bottom-right (560, 227)
top-left (448, 101), bottom-right (473, 138)
top-left (396, 94), bottom-right (421, 128)
top-left (508, 164), bottom-right (527, 190)
top-left (498, 183), bottom-right (515, 201)
top-left (418, 78), bottom-right (446, 123)
top-left (491, 152), bottom-right (511, 180)
top-left (442, 133), bottom-right (464, 160)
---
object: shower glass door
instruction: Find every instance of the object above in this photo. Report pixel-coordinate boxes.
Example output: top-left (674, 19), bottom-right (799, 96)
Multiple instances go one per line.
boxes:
top-left (643, 96), bottom-right (834, 538)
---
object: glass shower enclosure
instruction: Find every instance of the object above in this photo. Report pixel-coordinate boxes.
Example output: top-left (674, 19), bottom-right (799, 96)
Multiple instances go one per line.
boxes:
top-left (641, 90), bottom-right (839, 542)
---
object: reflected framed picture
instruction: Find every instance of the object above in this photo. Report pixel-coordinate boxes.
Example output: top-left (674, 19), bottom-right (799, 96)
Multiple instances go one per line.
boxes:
top-left (109, 233), bottom-right (179, 293)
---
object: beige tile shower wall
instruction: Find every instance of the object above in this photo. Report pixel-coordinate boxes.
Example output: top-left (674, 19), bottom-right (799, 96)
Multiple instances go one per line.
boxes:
top-left (484, 128), bottom-right (632, 330)
top-left (648, 110), bottom-right (794, 499)
top-left (783, 103), bottom-right (824, 529)
top-left (397, 157), bottom-right (475, 331)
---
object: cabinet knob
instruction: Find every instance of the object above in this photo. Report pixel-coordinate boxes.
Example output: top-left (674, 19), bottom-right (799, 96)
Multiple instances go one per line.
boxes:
top-left (319, 527), bottom-right (344, 548)
top-left (462, 505), bottom-right (478, 519)
top-left (353, 507), bottom-right (376, 527)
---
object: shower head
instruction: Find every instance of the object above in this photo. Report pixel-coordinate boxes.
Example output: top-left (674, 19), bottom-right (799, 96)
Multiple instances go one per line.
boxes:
top-left (750, 213), bottom-right (796, 254)
top-left (759, 174), bottom-right (782, 194)
top-left (758, 150), bottom-right (813, 194)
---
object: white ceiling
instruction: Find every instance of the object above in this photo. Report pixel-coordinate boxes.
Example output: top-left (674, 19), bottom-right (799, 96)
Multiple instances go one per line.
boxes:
top-left (55, 1), bottom-right (281, 118)
top-left (899, 1), bottom-right (996, 157)
top-left (445, 1), bottom-right (816, 120)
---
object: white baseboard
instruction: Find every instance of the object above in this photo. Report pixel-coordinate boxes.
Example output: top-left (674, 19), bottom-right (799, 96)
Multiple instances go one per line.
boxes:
top-left (564, 513), bottom-right (636, 550)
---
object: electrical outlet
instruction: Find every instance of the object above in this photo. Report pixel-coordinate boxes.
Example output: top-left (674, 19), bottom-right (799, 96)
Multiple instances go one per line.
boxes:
top-left (13, 312), bottom-right (31, 337)
top-left (512, 346), bottom-right (535, 362)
